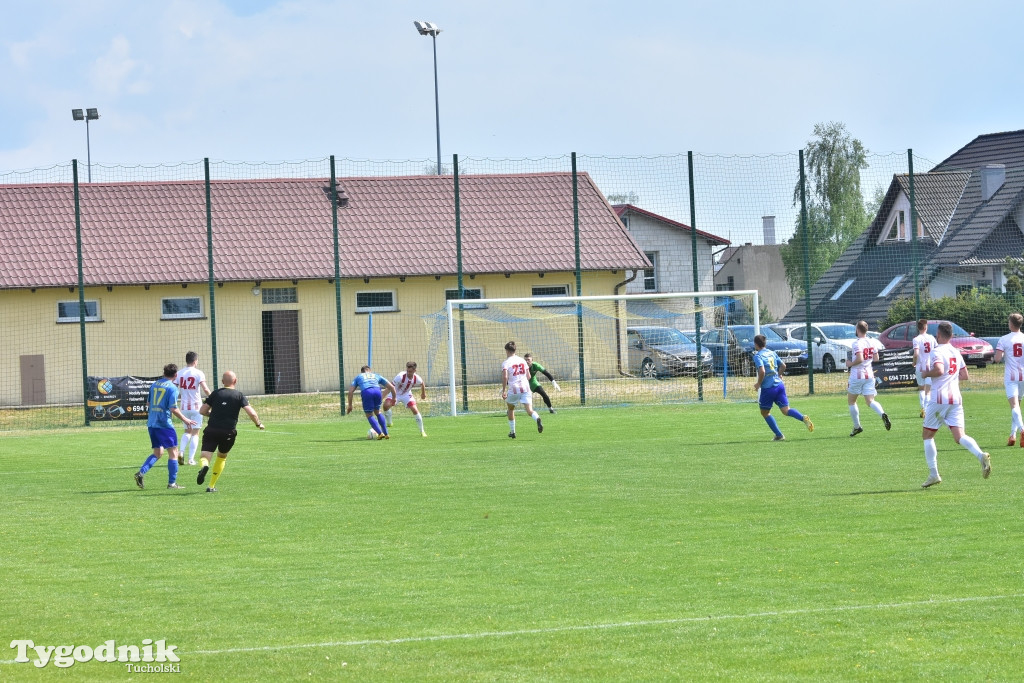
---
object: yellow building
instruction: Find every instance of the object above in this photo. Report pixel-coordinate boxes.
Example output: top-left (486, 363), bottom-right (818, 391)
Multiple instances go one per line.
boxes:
top-left (1, 173), bottom-right (649, 408)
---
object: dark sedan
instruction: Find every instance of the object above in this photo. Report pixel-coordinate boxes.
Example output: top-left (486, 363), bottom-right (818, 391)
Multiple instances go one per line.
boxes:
top-left (695, 325), bottom-right (809, 377)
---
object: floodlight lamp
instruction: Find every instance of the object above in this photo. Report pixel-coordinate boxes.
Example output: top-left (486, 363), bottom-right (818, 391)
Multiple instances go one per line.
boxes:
top-left (72, 109), bottom-right (85, 121)
top-left (86, 108), bottom-right (100, 120)
top-left (414, 20), bottom-right (441, 36)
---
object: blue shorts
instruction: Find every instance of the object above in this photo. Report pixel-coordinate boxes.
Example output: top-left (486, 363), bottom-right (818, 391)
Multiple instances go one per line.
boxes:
top-left (758, 383), bottom-right (789, 411)
top-left (360, 386), bottom-right (383, 413)
top-left (148, 426), bottom-right (178, 449)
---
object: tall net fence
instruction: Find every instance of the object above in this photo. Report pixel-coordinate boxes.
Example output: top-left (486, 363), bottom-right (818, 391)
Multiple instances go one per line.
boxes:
top-left (2, 149), bottom-right (1018, 430)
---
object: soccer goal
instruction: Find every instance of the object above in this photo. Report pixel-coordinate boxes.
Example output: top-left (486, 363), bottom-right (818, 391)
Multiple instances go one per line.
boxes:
top-left (422, 290), bottom-right (761, 416)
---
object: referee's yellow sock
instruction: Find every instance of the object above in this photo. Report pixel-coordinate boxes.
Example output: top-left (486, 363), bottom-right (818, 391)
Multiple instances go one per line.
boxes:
top-left (200, 456), bottom-right (210, 469)
top-left (209, 456), bottom-right (227, 488)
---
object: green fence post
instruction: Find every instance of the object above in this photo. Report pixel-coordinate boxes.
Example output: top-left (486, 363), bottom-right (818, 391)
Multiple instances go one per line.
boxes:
top-left (908, 149), bottom-right (921, 320)
top-left (204, 159), bottom-right (218, 386)
top-left (454, 154), bottom-right (469, 413)
top-left (688, 152), bottom-right (704, 401)
top-left (73, 160), bottom-right (90, 426)
top-left (331, 156), bottom-right (345, 415)
top-left (572, 153), bottom-right (586, 406)
top-left (799, 149), bottom-right (814, 395)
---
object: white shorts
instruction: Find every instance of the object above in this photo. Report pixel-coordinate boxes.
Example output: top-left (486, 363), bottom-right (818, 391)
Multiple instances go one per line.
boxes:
top-left (915, 371), bottom-right (932, 387)
top-left (924, 403), bottom-right (964, 430)
top-left (393, 393), bottom-right (418, 408)
top-left (1005, 380), bottom-right (1024, 400)
top-left (847, 378), bottom-right (877, 396)
top-left (506, 389), bottom-right (532, 406)
top-left (182, 409), bottom-right (203, 429)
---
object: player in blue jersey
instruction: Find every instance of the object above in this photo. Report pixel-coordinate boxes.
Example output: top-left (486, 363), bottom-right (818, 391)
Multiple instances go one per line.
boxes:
top-left (134, 363), bottom-right (197, 489)
top-left (346, 366), bottom-right (396, 439)
top-left (752, 334), bottom-right (814, 442)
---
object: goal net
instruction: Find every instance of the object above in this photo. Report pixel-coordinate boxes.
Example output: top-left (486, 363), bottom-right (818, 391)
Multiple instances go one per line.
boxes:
top-left (422, 290), bottom-right (761, 415)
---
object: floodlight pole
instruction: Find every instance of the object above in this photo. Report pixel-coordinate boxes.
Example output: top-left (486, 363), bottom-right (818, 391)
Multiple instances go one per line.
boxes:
top-left (415, 21), bottom-right (443, 175)
top-left (72, 108), bottom-right (100, 182)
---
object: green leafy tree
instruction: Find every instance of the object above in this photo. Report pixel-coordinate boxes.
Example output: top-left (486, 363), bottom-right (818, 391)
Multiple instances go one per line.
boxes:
top-left (781, 122), bottom-right (870, 298)
top-left (1004, 251), bottom-right (1024, 293)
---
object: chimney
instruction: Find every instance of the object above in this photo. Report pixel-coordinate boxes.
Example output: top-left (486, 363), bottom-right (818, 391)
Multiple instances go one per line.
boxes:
top-left (981, 164), bottom-right (1005, 201)
top-left (762, 216), bottom-right (776, 245)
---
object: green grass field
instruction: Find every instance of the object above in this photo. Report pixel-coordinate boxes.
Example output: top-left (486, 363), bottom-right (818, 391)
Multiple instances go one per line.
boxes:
top-left (2, 390), bottom-right (1023, 680)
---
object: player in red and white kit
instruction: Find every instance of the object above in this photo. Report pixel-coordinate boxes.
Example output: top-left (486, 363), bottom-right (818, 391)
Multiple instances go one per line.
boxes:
top-left (993, 312), bottom-right (1024, 447)
top-left (500, 340), bottom-right (543, 439)
top-left (911, 318), bottom-right (937, 418)
top-left (920, 321), bottom-right (991, 487)
top-left (382, 361), bottom-right (428, 437)
top-left (174, 351), bottom-right (212, 465)
top-left (844, 321), bottom-right (890, 436)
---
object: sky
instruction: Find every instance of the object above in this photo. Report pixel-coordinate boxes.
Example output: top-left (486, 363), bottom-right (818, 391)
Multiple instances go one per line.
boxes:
top-left (2, 0), bottom-right (1023, 174)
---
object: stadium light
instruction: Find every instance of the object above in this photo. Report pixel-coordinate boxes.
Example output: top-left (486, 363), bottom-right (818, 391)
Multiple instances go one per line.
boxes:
top-left (413, 21), bottom-right (442, 176)
top-left (71, 108), bottom-right (100, 182)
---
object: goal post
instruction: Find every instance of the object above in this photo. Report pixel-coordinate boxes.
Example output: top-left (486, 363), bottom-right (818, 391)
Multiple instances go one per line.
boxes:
top-left (434, 290), bottom-right (760, 416)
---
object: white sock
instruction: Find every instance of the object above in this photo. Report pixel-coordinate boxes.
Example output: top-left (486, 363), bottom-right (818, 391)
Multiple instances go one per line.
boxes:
top-left (1012, 406), bottom-right (1024, 434)
top-left (179, 434), bottom-right (191, 457)
top-left (919, 392), bottom-right (927, 410)
top-left (870, 401), bottom-right (885, 417)
top-left (849, 404), bottom-right (861, 428)
top-left (508, 419), bottom-right (515, 433)
top-left (415, 413), bottom-right (424, 432)
top-left (924, 438), bottom-right (939, 477)
top-left (384, 409), bottom-right (393, 426)
top-left (958, 434), bottom-right (985, 460)
top-left (530, 411), bottom-right (539, 421)
top-left (188, 436), bottom-right (199, 461)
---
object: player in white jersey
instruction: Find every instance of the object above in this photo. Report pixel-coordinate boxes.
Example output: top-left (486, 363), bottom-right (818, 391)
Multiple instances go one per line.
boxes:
top-left (843, 321), bottom-right (891, 436)
top-left (993, 312), bottom-right (1024, 447)
top-left (911, 318), bottom-right (937, 418)
top-left (174, 351), bottom-right (211, 465)
top-left (500, 340), bottom-right (543, 439)
top-left (382, 361), bottom-right (428, 437)
top-left (919, 321), bottom-right (991, 487)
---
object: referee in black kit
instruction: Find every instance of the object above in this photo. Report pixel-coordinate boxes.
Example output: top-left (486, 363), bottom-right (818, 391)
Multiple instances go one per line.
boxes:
top-left (196, 371), bottom-right (264, 492)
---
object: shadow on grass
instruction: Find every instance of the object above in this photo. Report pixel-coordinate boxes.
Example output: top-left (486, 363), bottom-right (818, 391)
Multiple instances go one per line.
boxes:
top-left (836, 489), bottom-right (922, 496)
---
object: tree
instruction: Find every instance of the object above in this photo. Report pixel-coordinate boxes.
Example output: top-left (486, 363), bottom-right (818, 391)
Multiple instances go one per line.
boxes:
top-left (781, 122), bottom-right (870, 298)
top-left (1004, 251), bottom-right (1024, 293)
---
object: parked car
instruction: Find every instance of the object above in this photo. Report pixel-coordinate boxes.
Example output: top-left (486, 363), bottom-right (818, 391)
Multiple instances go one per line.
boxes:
top-left (771, 322), bottom-right (858, 373)
top-left (692, 325), bottom-right (808, 376)
top-left (878, 320), bottom-right (995, 368)
top-left (626, 326), bottom-right (713, 378)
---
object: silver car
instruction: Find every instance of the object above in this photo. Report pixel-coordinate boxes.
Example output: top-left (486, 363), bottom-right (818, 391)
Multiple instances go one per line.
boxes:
top-left (627, 326), bottom-right (713, 378)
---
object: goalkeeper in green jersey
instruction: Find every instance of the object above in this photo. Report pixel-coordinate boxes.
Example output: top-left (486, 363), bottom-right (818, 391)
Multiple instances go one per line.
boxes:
top-left (523, 353), bottom-right (560, 414)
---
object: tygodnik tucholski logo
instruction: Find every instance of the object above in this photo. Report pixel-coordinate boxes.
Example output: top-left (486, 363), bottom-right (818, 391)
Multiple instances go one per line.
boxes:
top-left (9, 639), bottom-right (180, 671)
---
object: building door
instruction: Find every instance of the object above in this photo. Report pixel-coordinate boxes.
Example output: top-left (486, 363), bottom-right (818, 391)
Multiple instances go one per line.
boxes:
top-left (20, 354), bottom-right (46, 405)
top-left (261, 310), bottom-right (301, 394)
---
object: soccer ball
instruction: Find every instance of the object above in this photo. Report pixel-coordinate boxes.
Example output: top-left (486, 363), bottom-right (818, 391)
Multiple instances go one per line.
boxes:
top-left (367, 429), bottom-right (377, 440)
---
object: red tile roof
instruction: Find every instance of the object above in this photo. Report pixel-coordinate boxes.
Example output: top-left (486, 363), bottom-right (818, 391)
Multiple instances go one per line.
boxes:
top-left (0, 173), bottom-right (649, 288)
top-left (612, 204), bottom-right (730, 245)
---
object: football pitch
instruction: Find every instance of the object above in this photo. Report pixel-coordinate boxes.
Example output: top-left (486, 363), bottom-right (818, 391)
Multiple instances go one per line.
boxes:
top-left (2, 391), bottom-right (1023, 680)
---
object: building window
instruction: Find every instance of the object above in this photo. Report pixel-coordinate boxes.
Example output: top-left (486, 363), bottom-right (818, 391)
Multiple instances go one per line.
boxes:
top-left (883, 210), bottom-right (906, 241)
top-left (161, 296), bottom-right (203, 319)
top-left (262, 287), bottom-right (297, 304)
top-left (830, 279), bottom-right (855, 301)
top-left (445, 287), bottom-right (485, 309)
top-left (355, 290), bottom-right (397, 313)
top-left (532, 284), bottom-right (571, 307)
top-left (643, 252), bottom-right (658, 292)
top-left (57, 300), bottom-right (101, 323)
top-left (878, 275), bottom-right (904, 298)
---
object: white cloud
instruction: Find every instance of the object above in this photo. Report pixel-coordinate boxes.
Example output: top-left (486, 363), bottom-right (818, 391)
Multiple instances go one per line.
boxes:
top-left (90, 35), bottom-right (147, 96)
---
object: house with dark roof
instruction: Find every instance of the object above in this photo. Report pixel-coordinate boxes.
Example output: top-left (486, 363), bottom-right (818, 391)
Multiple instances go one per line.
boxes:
top-left (611, 204), bottom-right (730, 294)
top-left (1, 172), bottom-right (650, 406)
top-left (782, 130), bottom-right (1024, 328)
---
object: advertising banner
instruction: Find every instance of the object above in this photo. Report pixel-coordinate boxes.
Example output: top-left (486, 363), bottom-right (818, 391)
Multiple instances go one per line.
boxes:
top-left (87, 376), bottom-right (160, 421)
top-left (874, 348), bottom-right (917, 389)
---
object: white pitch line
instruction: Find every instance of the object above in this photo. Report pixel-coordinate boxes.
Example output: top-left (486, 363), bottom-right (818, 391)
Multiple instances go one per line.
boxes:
top-left (2, 593), bottom-right (1020, 665)
top-left (182, 592), bottom-right (1024, 657)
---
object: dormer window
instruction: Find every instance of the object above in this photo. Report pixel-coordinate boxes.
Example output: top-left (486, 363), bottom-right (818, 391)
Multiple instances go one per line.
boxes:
top-left (884, 210), bottom-right (906, 241)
